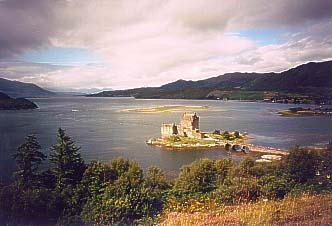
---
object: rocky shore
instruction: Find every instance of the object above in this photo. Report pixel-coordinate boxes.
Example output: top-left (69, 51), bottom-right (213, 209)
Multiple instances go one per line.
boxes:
top-left (146, 137), bottom-right (288, 160)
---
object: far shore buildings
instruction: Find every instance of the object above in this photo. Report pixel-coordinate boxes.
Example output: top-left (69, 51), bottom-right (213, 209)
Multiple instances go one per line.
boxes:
top-left (161, 112), bottom-right (203, 139)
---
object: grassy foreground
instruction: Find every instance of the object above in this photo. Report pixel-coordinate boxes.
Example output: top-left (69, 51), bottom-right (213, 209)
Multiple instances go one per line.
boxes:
top-left (158, 193), bottom-right (332, 225)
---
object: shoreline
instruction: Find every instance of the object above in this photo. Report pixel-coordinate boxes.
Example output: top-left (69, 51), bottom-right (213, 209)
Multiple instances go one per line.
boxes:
top-left (278, 107), bottom-right (332, 117)
top-left (146, 138), bottom-right (288, 156)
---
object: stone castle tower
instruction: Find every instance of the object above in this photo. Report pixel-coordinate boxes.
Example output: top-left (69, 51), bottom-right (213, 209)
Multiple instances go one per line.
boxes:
top-left (178, 112), bottom-right (199, 136)
top-left (160, 112), bottom-right (203, 139)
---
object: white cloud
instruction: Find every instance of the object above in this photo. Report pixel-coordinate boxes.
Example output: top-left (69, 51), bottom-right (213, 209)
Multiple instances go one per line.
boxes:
top-left (0, 0), bottom-right (331, 89)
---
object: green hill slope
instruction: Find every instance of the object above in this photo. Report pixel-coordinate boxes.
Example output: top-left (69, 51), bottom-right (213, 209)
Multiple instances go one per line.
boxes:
top-left (89, 60), bottom-right (332, 103)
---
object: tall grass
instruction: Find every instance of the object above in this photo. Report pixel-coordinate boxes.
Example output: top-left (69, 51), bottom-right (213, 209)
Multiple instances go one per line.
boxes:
top-left (158, 193), bottom-right (332, 225)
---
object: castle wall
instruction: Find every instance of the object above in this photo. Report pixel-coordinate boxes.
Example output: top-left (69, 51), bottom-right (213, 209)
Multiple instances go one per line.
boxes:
top-left (161, 123), bottom-right (178, 138)
top-left (161, 112), bottom-right (202, 139)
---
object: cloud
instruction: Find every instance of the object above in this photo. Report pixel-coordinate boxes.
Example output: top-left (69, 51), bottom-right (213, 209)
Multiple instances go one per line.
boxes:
top-left (228, 0), bottom-right (332, 29)
top-left (0, 0), bottom-right (63, 58)
top-left (0, 0), bottom-right (331, 89)
top-left (0, 61), bottom-right (68, 80)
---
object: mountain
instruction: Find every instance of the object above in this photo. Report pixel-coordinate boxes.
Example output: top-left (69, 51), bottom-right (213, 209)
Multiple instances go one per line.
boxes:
top-left (162, 72), bottom-right (267, 90)
top-left (89, 60), bottom-right (332, 103)
top-left (0, 78), bottom-right (56, 98)
top-left (244, 61), bottom-right (332, 91)
top-left (0, 92), bottom-right (38, 110)
top-left (161, 61), bottom-right (332, 91)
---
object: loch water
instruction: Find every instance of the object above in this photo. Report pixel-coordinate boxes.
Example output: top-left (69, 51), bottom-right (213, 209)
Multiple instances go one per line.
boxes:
top-left (1, 97), bottom-right (332, 181)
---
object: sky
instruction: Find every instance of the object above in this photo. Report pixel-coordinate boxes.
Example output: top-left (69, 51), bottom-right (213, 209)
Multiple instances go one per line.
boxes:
top-left (0, 0), bottom-right (332, 92)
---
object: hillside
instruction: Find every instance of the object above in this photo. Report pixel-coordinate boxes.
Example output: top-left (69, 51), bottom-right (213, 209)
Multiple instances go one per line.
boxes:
top-left (245, 61), bottom-right (332, 91)
top-left (89, 60), bottom-right (332, 103)
top-left (0, 92), bottom-right (38, 110)
top-left (161, 61), bottom-right (332, 91)
top-left (0, 78), bottom-right (55, 98)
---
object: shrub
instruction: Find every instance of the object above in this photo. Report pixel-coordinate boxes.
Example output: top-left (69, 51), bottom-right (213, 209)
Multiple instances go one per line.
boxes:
top-left (249, 162), bottom-right (281, 178)
top-left (238, 157), bottom-right (255, 176)
top-left (285, 146), bottom-right (321, 184)
top-left (174, 159), bottom-right (217, 193)
top-left (216, 176), bottom-right (259, 204)
top-left (258, 175), bottom-right (290, 199)
top-left (81, 159), bottom-right (164, 225)
top-left (215, 158), bottom-right (234, 185)
top-left (221, 131), bottom-right (230, 140)
top-left (145, 166), bottom-right (170, 191)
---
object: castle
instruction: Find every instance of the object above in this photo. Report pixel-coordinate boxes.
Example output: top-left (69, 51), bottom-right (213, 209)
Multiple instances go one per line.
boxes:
top-left (161, 112), bottom-right (203, 139)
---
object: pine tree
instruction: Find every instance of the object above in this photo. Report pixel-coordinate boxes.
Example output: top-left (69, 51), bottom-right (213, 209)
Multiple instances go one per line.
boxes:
top-left (13, 134), bottom-right (46, 188)
top-left (49, 128), bottom-right (85, 191)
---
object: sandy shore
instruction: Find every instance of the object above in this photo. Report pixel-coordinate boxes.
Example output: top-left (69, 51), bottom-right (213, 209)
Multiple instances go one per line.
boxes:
top-left (121, 105), bottom-right (209, 113)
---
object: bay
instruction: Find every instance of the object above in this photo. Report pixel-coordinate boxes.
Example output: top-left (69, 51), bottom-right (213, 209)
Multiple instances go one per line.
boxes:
top-left (1, 97), bottom-right (331, 181)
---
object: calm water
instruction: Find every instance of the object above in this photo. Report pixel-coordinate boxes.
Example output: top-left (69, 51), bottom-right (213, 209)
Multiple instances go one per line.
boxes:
top-left (1, 97), bottom-right (332, 181)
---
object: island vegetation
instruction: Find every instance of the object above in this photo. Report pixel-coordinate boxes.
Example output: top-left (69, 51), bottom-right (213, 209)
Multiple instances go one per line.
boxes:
top-left (0, 92), bottom-right (38, 110)
top-left (1, 129), bottom-right (332, 225)
top-left (147, 130), bottom-right (246, 148)
top-left (278, 107), bottom-right (332, 117)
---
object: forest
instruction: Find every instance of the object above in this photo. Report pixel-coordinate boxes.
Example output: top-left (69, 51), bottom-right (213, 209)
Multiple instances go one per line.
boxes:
top-left (1, 128), bottom-right (331, 225)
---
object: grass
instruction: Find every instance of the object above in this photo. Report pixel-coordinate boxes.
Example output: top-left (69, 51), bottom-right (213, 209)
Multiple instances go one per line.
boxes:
top-left (158, 193), bottom-right (332, 225)
top-left (149, 132), bottom-right (247, 148)
top-left (151, 136), bottom-right (216, 147)
top-left (169, 136), bottom-right (215, 145)
top-left (207, 131), bottom-right (246, 142)
top-left (122, 105), bottom-right (208, 113)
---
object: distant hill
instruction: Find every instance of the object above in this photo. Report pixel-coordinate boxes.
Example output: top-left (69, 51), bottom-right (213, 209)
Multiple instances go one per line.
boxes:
top-left (0, 92), bottom-right (38, 110)
top-left (89, 60), bottom-right (332, 103)
top-left (161, 72), bottom-right (266, 90)
top-left (161, 61), bottom-right (332, 91)
top-left (0, 78), bottom-right (56, 98)
top-left (244, 61), bottom-right (332, 91)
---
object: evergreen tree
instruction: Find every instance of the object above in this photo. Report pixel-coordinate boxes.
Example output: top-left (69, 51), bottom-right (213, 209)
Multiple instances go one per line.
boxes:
top-left (13, 134), bottom-right (46, 188)
top-left (49, 128), bottom-right (85, 191)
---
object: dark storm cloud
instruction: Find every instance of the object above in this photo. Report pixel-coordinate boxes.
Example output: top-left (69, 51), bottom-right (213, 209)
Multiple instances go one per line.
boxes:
top-left (1, 0), bottom-right (331, 60)
top-left (0, 0), bottom-right (61, 58)
top-left (230, 0), bottom-right (332, 29)
top-left (281, 0), bottom-right (332, 24)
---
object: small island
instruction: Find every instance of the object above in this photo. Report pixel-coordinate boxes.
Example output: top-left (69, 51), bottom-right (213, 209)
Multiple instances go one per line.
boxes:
top-left (0, 92), bottom-right (38, 110)
top-left (278, 107), bottom-right (332, 117)
top-left (146, 112), bottom-right (287, 157)
top-left (121, 105), bottom-right (208, 113)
